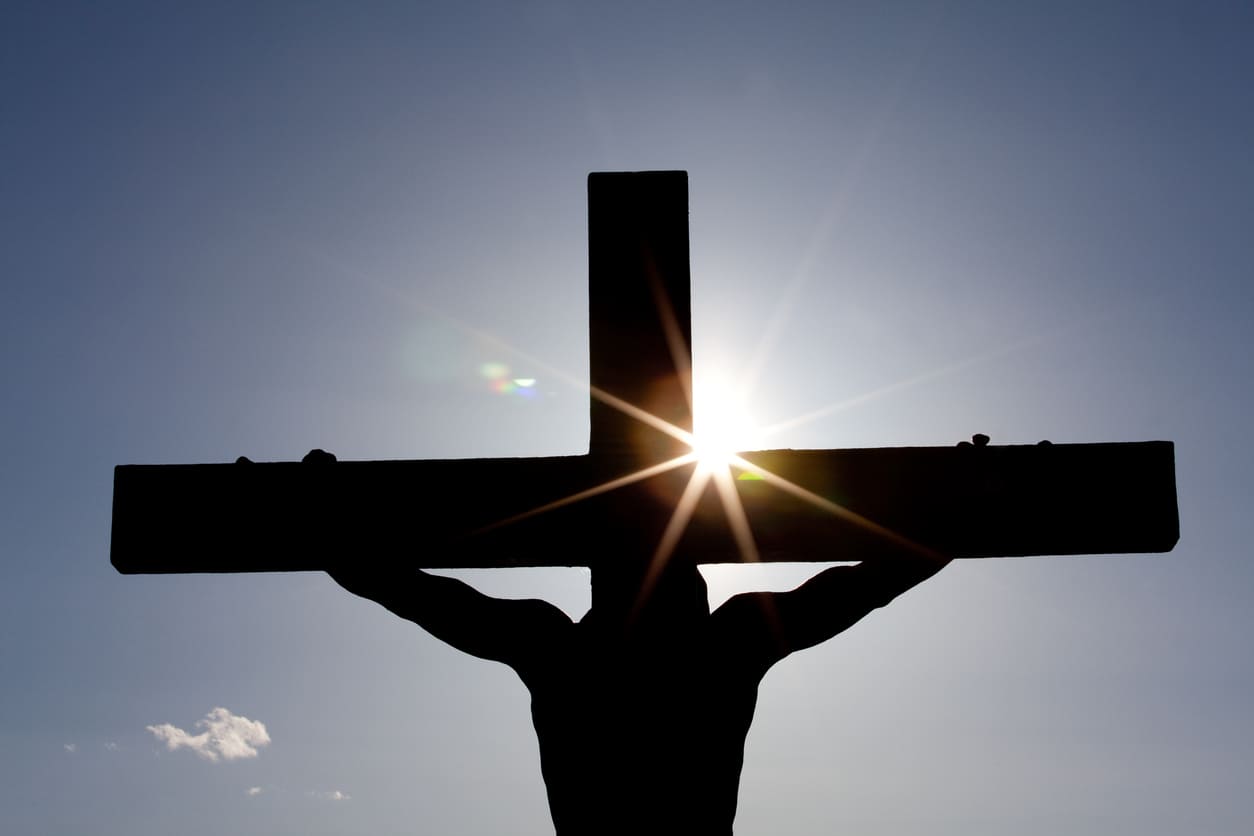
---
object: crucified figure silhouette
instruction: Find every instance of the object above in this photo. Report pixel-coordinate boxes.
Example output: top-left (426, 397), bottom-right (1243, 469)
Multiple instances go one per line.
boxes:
top-left (329, 530), bottom-right (948, 835)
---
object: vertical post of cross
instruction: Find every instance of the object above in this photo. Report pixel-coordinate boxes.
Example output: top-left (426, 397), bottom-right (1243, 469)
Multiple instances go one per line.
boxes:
top-left (587, 172), bottom-right (698, 614)
top-left (588, 171), bottom-right (693, 461)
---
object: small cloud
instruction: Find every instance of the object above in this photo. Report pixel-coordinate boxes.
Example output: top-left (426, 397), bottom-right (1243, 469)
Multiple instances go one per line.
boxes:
top-left (147, 707), bottom-right (271, 762)
top-left (63, 743), bottom-right (77, 753)
top-left (104, 742), bottom-right (119, 751)
top-left (309, 789), bottom-right (351, 802)
top-left (246, 786), bottom-right (263, 797)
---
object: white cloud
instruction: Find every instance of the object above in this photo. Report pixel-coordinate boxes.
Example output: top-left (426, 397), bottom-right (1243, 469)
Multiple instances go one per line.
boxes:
top-left (246, 786), bottom-right (263, 797)
top-left (309, 790), bottom-right (352, 802)
top-left (63, 743), bottom-right (76, 753)
top-left (104, 741), bottom-right (119, 751)
top-left (146, 707), bottom-right (271, 762)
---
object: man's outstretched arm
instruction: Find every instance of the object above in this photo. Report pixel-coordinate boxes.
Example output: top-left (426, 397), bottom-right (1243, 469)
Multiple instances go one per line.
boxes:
top-left (329, 564), bottom-right (572, 671)
top-left (714, 555), bottom-right (950, 671)
top-left (301, 448), bottom-right (572, 669)
top-left (711, 435), bottom-right (1006, 667)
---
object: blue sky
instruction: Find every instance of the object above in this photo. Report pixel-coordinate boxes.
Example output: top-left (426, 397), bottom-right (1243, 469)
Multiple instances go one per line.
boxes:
top-left (3, 2), bottom-right (1252, 834)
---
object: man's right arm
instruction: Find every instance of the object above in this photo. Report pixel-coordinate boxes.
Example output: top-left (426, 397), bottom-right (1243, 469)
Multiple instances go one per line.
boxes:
top-left (328, 565), bottom-right (572, 670)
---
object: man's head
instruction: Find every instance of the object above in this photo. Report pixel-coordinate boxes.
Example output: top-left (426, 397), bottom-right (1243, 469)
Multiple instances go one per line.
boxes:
top-left (590, 554), bottom-right (710, 637)
top-left (637, 558), bottom-right (709, 622)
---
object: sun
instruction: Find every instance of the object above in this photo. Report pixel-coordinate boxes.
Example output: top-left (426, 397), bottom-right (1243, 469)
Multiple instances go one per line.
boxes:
top-left (691, 418), bottom-right (750, 475)
top-left (691, 378), bottom-right (760, 476)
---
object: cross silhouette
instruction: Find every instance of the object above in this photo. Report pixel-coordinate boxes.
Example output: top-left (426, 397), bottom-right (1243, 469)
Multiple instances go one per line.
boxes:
top-left (110, 171), bottom-right (1178, 598)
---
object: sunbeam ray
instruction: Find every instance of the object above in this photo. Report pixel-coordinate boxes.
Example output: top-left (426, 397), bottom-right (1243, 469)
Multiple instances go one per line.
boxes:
top-left (756, 332), bottom-right (1046, 440)
top-left (470, 454), bottom-right (698, 537)
top-left (647, 265), bottom-right (695, 418)
top-left (635, 469), bottom-right (712, 614)
top-left (711, 466), bottom-right (762, 564)
top-left (728, 455), bottom-right (946, 562)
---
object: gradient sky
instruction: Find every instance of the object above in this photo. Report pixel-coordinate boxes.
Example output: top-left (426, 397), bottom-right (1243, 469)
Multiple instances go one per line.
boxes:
top-left (3, 2), bottom-right (1252, 834)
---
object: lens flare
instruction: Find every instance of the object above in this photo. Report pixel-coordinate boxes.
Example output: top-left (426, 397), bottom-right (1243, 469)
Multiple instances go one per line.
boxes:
top-left (480, 362), bottom-right (540, 398)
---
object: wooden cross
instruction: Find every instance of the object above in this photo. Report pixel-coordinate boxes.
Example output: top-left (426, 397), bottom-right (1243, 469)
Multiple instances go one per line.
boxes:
top-left (111, 171), bottom-right (1178, 599)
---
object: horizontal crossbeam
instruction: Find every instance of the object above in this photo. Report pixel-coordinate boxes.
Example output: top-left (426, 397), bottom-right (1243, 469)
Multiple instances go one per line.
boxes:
top-left (111, 440), bottom-right (1177, 573)
top-left (110, 172), bottom-right (1179, 577)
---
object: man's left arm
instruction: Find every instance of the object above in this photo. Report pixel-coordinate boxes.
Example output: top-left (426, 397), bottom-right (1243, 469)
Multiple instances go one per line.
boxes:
top-left (713, 555), bottom-right (951, 671)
